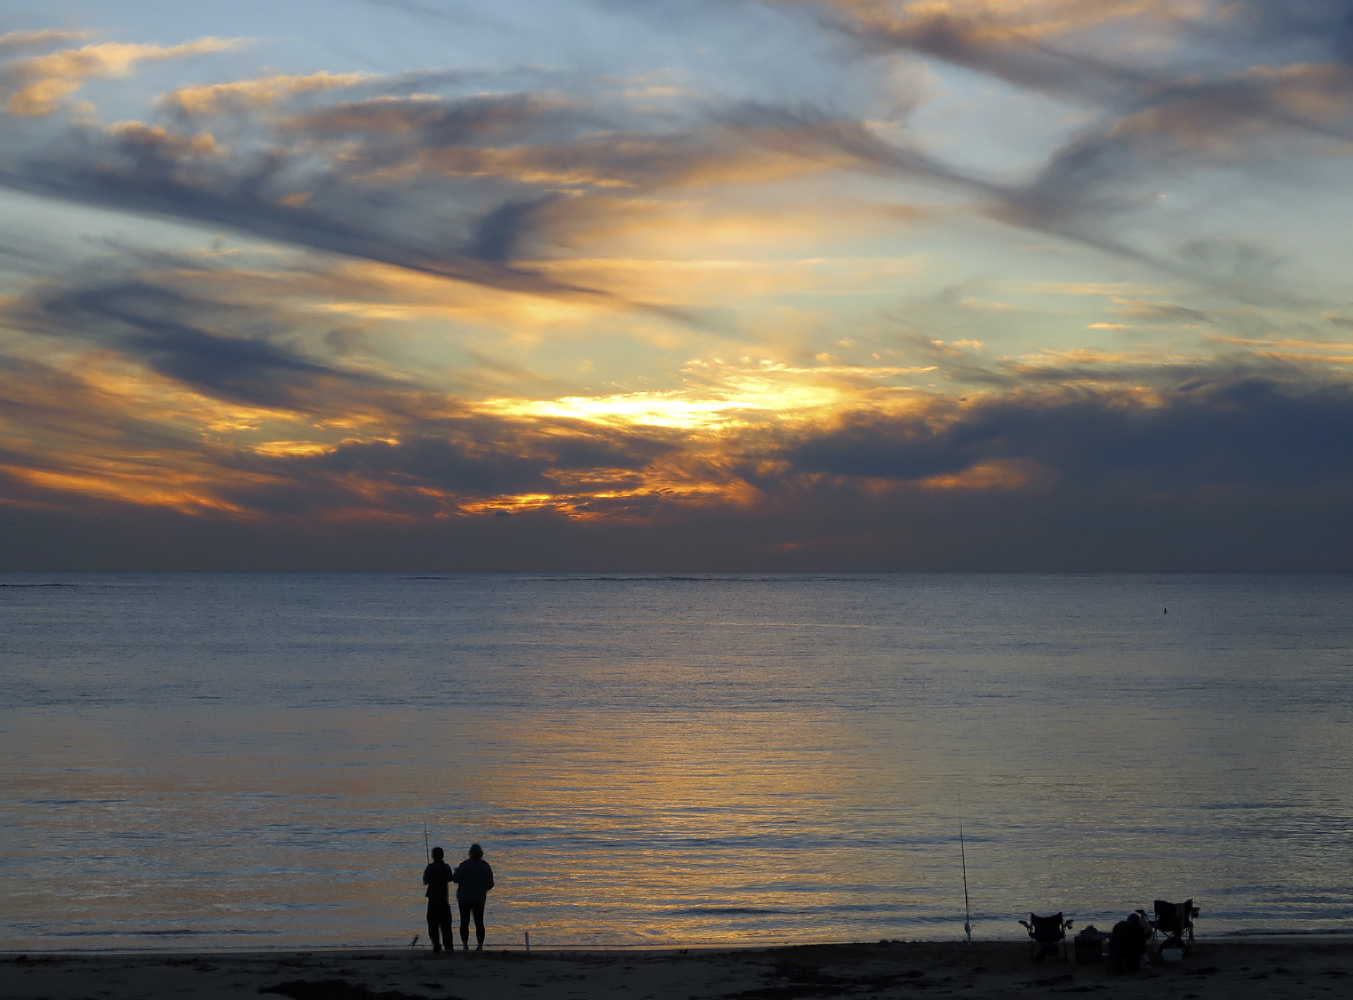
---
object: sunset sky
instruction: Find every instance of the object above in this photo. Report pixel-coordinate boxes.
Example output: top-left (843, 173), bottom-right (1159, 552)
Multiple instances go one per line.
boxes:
top-left (2, 1), bottom-right (1352, 570)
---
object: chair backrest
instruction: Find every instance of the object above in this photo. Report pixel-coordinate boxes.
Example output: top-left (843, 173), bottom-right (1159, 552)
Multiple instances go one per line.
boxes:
top-left (1029, 912), bottom-right (1066, 944)
top-left (1153, 899), bottom-right (1194, 932)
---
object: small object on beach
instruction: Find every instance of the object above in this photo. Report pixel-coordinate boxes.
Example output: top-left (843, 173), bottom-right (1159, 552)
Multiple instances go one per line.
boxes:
top-left (1073, 928), bottom-right (1105, 965)
top-left (1161, 946), bottom-right (1184, 963)
top-left (1164, 607), bottom-right (1168, 614)
top-left (410, 935), bottom-right (418, 948)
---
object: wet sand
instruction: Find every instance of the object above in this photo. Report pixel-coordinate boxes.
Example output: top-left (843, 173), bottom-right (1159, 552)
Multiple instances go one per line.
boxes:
top-left (5, 939), bottom-right (1352, 999)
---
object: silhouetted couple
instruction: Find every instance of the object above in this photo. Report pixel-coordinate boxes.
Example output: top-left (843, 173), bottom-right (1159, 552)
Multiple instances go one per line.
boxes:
top-left (422, 843), bottom-right (495, 954)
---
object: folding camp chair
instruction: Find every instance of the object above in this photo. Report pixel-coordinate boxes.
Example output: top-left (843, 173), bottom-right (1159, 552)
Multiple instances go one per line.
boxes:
top-left (1019, 912), bottom-right (1073, 962)
top-left (1149, 899), bottom-right (1198, 953)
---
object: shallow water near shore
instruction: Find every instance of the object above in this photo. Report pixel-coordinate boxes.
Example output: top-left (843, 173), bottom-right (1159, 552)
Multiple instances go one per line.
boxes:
top-left (3, 572), bottom-right (1352, 950)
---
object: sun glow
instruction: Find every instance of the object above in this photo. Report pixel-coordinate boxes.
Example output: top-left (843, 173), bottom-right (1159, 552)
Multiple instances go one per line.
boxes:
top-left (477, 360), bottom-right (932, 431)
top-left (480, 391), bottom-right (755, 430)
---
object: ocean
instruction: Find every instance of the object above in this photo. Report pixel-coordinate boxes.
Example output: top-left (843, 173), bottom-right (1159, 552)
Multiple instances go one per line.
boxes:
top-left (2, 572), bottom-right (1351, 950)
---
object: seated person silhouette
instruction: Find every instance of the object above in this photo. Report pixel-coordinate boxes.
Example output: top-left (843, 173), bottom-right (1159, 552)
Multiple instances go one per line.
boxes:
top-left (1110, 912), bottom-right (1147, 974)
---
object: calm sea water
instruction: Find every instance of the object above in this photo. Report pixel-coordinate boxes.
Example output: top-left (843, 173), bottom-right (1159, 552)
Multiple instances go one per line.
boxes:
top-left (2, 573), bottom-right (1352, 951)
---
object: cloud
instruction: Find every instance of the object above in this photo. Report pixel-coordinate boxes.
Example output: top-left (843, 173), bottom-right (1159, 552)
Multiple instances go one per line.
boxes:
top-left (4, 253), bottom-right (1353, 567)
top-left (0, 68), bottom-right (942, 313)
top-left (0, 116), bottom-right (601, 299)
top-left (467, 193), bottom-right (564, 262)
top-left (159, 71), bottom-right (373, 118)
top-left (779, 0), bottom-right (1182, 100)
top-left (262, 422), bottom-right (677, 505)
top-left (1108, 298), bottom-right (1213, 325)
top-left (280, 90), bottom-right (566, 143)
top-left (11, 252), bottom-right (1351, 517)
top-left (975, 63), bottom-right (1353, 273)
top-left (1222, 2), bottom-right (1353, 64)
top-left (778, 376), bottom-right (1353, 492)
top-left (288, 436), bottom-right (558, 501)
top-left (6, 369), bottom-right (1353, 570)
top-left (1, 36), bottom-right (238, 116)
top-left (0, 350), bottom-right (197, 456)
top-left (0, 29), bottom-right (89, 55)
top-left (766, 1), bottom-right (1353, 275)
top-left (9, 22), bottom-right (1296, 311)
top-left (0, 247), bottom-right (693, 520)
top-left (706, 102), bottom-right (1185, 272)
top-left (6, 267), bottom-right (397, 414)
top-left (0, 72), bottom-right (881, 310)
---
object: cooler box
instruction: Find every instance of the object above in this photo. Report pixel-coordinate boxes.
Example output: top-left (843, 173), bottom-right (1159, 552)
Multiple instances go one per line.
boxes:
top-left (1074, 934), bottom-right (1104, 964)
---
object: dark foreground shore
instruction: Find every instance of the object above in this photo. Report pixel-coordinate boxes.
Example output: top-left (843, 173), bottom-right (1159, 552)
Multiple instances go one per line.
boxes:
top-left (5, 939), bottom-right (1352, 1000)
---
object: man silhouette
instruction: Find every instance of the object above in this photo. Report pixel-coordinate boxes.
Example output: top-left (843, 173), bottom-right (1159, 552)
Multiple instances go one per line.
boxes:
top-left (421, 846), bottom-right (454, 953)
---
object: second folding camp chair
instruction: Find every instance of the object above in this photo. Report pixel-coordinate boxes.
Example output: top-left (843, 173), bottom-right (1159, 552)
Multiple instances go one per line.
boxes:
top-left (1149, 899), bottom-right (1199, 952)
top-left (1019, 912), bottom-right (1074, 962)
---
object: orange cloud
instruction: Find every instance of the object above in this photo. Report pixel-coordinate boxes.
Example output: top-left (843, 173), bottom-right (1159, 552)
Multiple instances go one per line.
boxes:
top-left (2, 37), bottom-right (238, 116)
top-left (160, 71), bottom-right (373, 118)
top-left (795, 0), bottom-right (1200, 46)
top-left (412, 128), bottom-right (853, 191)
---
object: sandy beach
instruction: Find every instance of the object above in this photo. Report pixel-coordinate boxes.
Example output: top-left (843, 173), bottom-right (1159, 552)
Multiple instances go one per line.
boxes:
top-left (5, 939), bottom-right (1352, 1000)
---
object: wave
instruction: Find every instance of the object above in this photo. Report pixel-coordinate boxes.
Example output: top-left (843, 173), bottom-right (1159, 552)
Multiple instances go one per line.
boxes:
top-left (43, 928), bottom-right (278, 937)
top-left (398, 574), bottom-right (869, 584)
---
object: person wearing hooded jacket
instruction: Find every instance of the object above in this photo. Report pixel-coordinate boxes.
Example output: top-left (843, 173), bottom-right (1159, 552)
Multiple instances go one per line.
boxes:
top-left (451, 843), bottom-right (495, 952)
top-left (1110, 912), bottom-right (1147, 974)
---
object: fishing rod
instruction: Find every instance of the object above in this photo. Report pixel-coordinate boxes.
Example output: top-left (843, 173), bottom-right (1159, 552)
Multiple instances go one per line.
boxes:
top-left (412, 823), bottom-right (431, 950)
top-left (958, 804), bottom-right (973, 946)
